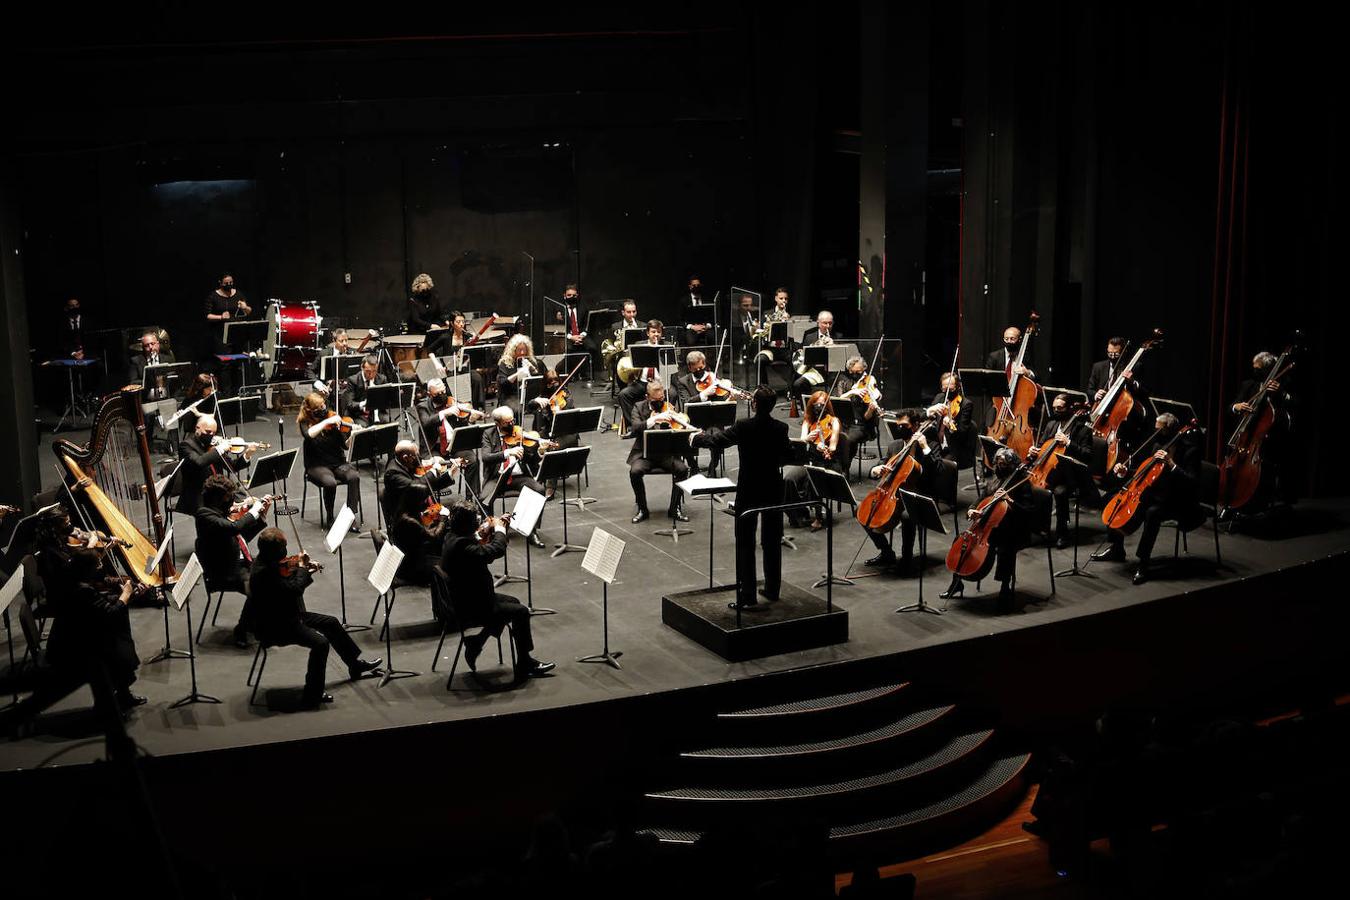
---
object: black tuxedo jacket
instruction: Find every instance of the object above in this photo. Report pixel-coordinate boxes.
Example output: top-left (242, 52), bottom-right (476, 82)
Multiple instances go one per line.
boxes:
top-left (693, 413), bottom-right (790, 506)
top-left (440, 531), bottom-right (508, 622)
top-left (194, 504), bottom-right (265, 583)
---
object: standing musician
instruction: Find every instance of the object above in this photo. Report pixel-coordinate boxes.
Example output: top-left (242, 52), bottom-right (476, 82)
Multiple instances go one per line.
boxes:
top-left (785, 390), bottom-right (843, 531)
top-left (496, 334), bottom-right (541, 420)
top-left (416, 377), bottom-right (483, 491)
top-left (985, 325), bottom-right (1036, 381)
top-left (248, 528), bottom-right (382, 708)
top-left (1090, 412), bottom-right (1203, 584)
top-left (480, 406), bottom-right (551, 547)
top-left (692, 385), bottom-right (792, 608)
top-left (627, 380), bottom-right (691, 524)
top-left (940, 447), bottom-right (1035, 611)
top-left (791, 310), bottom-right (840, 401)
top-left (406, 272), bottom-right (445, 333)
top-left (755, 287), bottom-right (793, 387)
top-left (195, 474), bottom-right (271, 647)
top-left (382, 439), bottom-right (460, 524)
top-left (529, 368), bottom-right (581, 500)
top-left (1228, 350), bottom-right (1295, 510)
top-left (862, 409), bottom-right (955, 572)
top-left (58, 296), bottom-right (87, 359)
top-left (175, 414), bottom-right (254, 515)
top-left (343, 354), bottom-right (388, 424)
top-left (732, 293), bottom-right (759, 365)
top-left (439, 501), bottom-right (554, 681)
top-left (297, 392), bottom-right (362, 529)
top-left (554, 283), bottom-right (593, 356)
top-left (926, 371), bottom-right (975, 467)
top-left (838, 355), bottom-right (883, 466)
top-left (391, 486), bottom-right (447, 587)
top-left (1086, 337), bottom-right (1138, 403)
top-left (681, 275), bottom-right (711, 346)
top-left (674, 350), bottom-right (726, 475)
top-left (1032, 393), bottom-right (1099, 548)
top-left (617, 319), bottom-right (670, 434)
top-left (204, 273), bottom-right (253, 351)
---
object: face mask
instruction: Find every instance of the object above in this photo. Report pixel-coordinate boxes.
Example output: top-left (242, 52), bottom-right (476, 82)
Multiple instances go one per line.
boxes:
top-left (1053, 407), bottom-right (1069, 419)
top-left (894, 424), bottom-right (913, 439)
top-left (812, 403), bottom-right (826, 417)
top-left (222, 284), bottom-right (234, 292)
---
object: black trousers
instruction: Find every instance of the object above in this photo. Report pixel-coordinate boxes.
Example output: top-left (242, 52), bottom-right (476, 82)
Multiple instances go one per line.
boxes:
top-left (207, 561), bottom-right (253, 634)
top-left (307, 463), bottom-right (361, 519)
top-left (630, 457), bottom-right (688, 513)
top-left (264, 612), bottom-right (364, 697)
top-left (1107, 503), bottom-right (1188, 564)
top-left (617, 381), bottom-right (647, 426)
top-left (736, 506), bottom-right (783, 605)
top-left (1047, 464), bottom-right (1099, 535)
top-left (756, 347), bottom-right (791, 388)
top-left (481, 593), bottom-right (534, 662)
top-left (868, 518), bottom-right (917, 559)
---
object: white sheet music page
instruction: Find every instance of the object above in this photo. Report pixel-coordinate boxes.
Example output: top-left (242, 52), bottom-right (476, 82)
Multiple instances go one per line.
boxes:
top-left (0, 566), bottom-right (24, 615)
top-left (509, 486), bottom-right (546, 536)
top-left (154, 461), bottom-right (183, 501)
top-left (145, 527), bottom-right (174, 577)
top-left (171, 553), bottom-right (204, 611)
top-left (677, 473), bottom-right (736, 498)
top-left (581, 528), bottom-right (625, 585)
top-left (325, 505), bottom-right (356, 553)
top-left (367, 541), bottom-right (405, 595)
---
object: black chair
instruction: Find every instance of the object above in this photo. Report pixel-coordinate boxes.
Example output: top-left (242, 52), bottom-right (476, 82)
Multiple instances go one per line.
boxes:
top-left (301, 473), bottom-right (363, 529)
top-left (1166, 461), bottom-right (1224, 567)
top-left (428, 566), bottom-right (512, 689)
top-left (246, 641), bottom-right (307, 706)
top-left (195, 576), bottom-right (248, 644)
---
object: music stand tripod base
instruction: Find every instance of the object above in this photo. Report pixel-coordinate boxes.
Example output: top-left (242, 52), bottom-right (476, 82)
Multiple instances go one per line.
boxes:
top-left (377, 591), bottom-right (417, 687)
top-left (578, 649), bottom-right (623, 670)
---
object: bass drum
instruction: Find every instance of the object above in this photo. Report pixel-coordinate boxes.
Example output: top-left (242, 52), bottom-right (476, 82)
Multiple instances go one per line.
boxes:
top-left (265, 300), bottom-right (321, 381)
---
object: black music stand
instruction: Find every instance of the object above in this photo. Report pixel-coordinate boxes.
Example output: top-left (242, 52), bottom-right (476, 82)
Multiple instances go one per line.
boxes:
top-left (350, 423), bottom-right (399, 530)
top-left (319, 354), bottom-right (365, 386)
top-left (215, 395), bottom-right (262, 439)
top-left (1052, 454), bottom-right (1098, 580)
top-left (1041, 386), bottom-right (1089, 412)
top-left (806, 465), bottom-right (857, 601)
top-left (645, 429), bottom-right (697, 540)
top-left (538, 447), bottom-right (591, 556)
top-left (142, 528), bottom-right (189, 665)
top-left (448, 423), bottom-right (492, 495)
top-left (680, 474), bottom-right (737, 590)
top-left (685, 400), bottom-right (737, 475)
top-left (140, 362), bottom-right (194, 399)
top-left (519, 374), bottom-right (546, 412)
top-left (168, 557), bottom-right (222, 708)
top-left (365, 381), bottom-right (416, 432)
top-left (248, 448), bottom-right (299, 519)
top-left (463, 343), bottom-right (503, 375)
top-left (550, 406), bottom-right (603, 509)
top-left (630, 344), bottom-right (676, 385)
top-left (894, 489), bottom-right (948, 616)
top-left (2, 568), bottom-right (24, 709)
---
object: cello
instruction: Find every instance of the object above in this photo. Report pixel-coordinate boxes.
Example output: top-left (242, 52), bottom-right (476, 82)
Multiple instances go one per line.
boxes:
top-left (1101, 423), bottom-right (1194, 533)
top-left (1089, 329), bottom-right (1163, 472)
top-left (1025, 405), bottom-right (1089, 490)
top-left (1218, 345), bottom-right (1296, 511)
top-left (987, 312), bottom-right (1041, 461)
top-left (855, 419), bottom-right (936, 530)
top-left (945, 464), bottom-right (1035, 579)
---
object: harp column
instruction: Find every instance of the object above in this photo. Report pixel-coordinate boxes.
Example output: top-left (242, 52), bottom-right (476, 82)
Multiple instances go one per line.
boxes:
top-left (0, 165), bottom-right (41, 511)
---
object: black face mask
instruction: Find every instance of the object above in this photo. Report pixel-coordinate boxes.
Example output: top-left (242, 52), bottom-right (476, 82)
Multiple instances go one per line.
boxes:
top-left (692, 368), bottom-right (706, 379)
top-left (812, 403), bottom-right (826, 418)
top-left (894, 424), bottom-right (913, 439)
top-left (1053, 406), bottom-right (1069, 419)
top-left (221, 284), bottom-right (234, 293)
top-left (1004, 341), bottom-right (1019, 350)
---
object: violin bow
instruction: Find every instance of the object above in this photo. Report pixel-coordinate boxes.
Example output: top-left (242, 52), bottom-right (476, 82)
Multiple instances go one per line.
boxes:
top-left (548, 356), bottom-right (587, 402)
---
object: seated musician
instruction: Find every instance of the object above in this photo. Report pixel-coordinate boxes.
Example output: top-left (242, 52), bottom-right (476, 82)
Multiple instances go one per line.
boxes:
top-left (839, 355), bottom-right (882, 466)
top-left (297, 392), bottom-right (362, 529)
top-left (1228, 350), bottom-right (1295, 510)
top-left (940, 447), bottom-right (1034, 612)
top-left (680, 275), bottom-right (710, 346)
top-left (1091, 412), bottom-right (1204, 584)
top-left (128, 330), bottom-right (176, 448)
top-left (425, 311), bottom-right (486, 406)
top-left (785, 390), bottom-right (843, 531)
top-left (481, 406), bottom-right (548, 547)
top-left (755, 287), bottom-right (793, 388)
top-left (528, 368), bottom-right (582, 500)
top-left (248, 527), bottom-right (382, 708)
top-left (674, 350), bottom-right (725, 476)
top-left (1032, 393), bottom-right (1100, 548)
top-left (406, 272), bottom-right (445, 333)
top-left (176, 414), bottom-right (253, 515)
top-left (417, 378), bottom-right (482, 493)
top-left (383, 439), bottom-right (459, 523)
top-left (618, 319), bottom-right (669, 435)
top-left (862, 409), bottom-right (955, 573)
top-left (554, 283), bottom-right (593, 358)
top-left (986, 325), bottom-right (1036, 380)
top-left (182, 373), bottom-right (218, 419)
top-left (496, 334), bottom-right (541, 420)
top-left (439, 501), bottom-right (554, 682)
top-left (390, 485), bottom-right (447, 587)
top-left (791, 310), bottom-right (839, 401)
top-left (195, 474), bottom-right (270, 648)
top-left (325, 327), bottom-right (352, 355)
top-left (344, 354), bottom-right (389, 424)
top-left (926, 372), bottom-right (975, 468)
top-left (627, 380), bottom-right (690, 524)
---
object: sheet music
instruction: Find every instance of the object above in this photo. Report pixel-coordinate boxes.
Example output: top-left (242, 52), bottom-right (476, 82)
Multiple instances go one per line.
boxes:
top-left (509, 486), bottom-right (546, 537)
top-left (325, 505), bottom-right (356, 553)
top-left (581, 528), bottom-right (625, 585)
top-left (1, 502), bottom-right (61, 555)
top-left (154, 460), bottom-right (183, 501)
top-left (144, 527), bottom-right (174, 577)
top-left (1, 565), bottom-right (24, 615)
top-left (171, 553), bottom-right (203, 611)
top-left (367, 541), bottom-right (405, 595)
top-left (677, 473), bottom-right (737, 497)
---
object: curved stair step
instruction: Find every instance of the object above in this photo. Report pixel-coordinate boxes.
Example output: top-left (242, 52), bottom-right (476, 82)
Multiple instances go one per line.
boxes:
top-left (716, 682), bottom-right (911, 722)
top-left (681, 704), bottom-right (955, 764)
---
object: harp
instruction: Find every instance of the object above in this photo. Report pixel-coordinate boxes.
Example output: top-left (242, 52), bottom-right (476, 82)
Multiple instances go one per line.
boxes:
top-left (52, 385), bottom-right (175, 587)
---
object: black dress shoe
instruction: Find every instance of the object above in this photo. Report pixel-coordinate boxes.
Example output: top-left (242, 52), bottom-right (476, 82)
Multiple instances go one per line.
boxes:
top-left (528, 532), bottom-right (546, 549)
top-left (232, 628), bottom-right (251, 649)
top-left (1132, 567), bottom-right (1149, 585)
top-left (464, 634), bottom-right (486, 671)
top-left (758, 588), bottom-right (780, 603)
top-left (299, 692), bottom-right (335, 708)
top-left (671, 507), bottom-right (690, 523)
top-left (864, 551), bottom-right (897, 568)
top-left (631, 509), bottom-right (649, 524)
top-left (728, 601), bottom-right (766, 611)
top-left (515, 658), bottom-right (556, 680)
top-left (348, 657), bottom-right (383, 680)
top-left (938, 579), bottom-right (965, 600)
top-left (115, 690), bottom-right (148, 712)
top-left (1055, 533), bottom-right (1070, 550)
top-left (1090, 544), bottom-right (1126, 563)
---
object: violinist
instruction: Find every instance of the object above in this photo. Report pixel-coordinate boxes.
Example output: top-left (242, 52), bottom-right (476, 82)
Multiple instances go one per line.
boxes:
top-left (628, 380), bottom-right (690, 524)
top-left (417, 378), bottom-right (482, 493)
top-left (618, 319), bottom-right (669, 434)
top-left (926, 372), bottom-right (975, 466)
top-left (481, 407), bottom-right (550, 547)
top-left (862, 409), bottom-right (951, 572)
top-left (529, 368), bottom-right (582, 499)
top-left (940, 447), bottom-right (1034, 611)
top-left (786, 390), bottom-right (842, 531)
top-left (986, 326), bottom-right (1036, 381)
top-left (791, 310), bottom-right (839, 400)
top-left (297, 392), bottom-right (362, 529)
top-left (382, 439), bottom-right (459, 525)
top-left (344, 354), bottom-right (388, 424)
top-left (839, 355), bottom-right (882, 465)
top-left (675, 350), bottom-right (725, 475)
top-left (497, 334), bottom-right (541, 419)
top-left (755, 287), bottom-right (793, 387)
top-left (439, 501), bottom-right (554, 682)
top-left (1090, 412), bottom-right (1203, 584)
top-left (1033, 393), bottom-right (1099, 548)
top-left (175, 414), bottom-right (253, 515)
top-left (390, 485), bottom-right (447, 587)
top-left (1227, 350), bottom-right (1295, 510)
top-left (195, 474), bottom-right (270, 647)
top-left (248, 528), bottom-right (382, 708)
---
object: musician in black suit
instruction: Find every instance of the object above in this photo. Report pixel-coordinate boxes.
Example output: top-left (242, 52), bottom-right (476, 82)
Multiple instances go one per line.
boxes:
top-left (390, 485), bottom-right (446, 587)
top-left (416, 378), bottom-right (482, 493)
top-left (1086, 337), bottom-right (1136, 402)
top-left (248, 528), bottom-right (381, 707)
top-left (439, 502), bottom-right (554, 681)
top-left (128, 330), bottom-right (177, 446)
top-left (861, 410), bottom-right (956, 573)
top-left (617, 320), bottom-right (671, 434)
top-left (344, 355), bottom-right (389, 424)
top-left (791, 310), bottom-right (840, 400)
top-left (674, 350), bottom-right (724, 475)
top-left (1090, 412), bottom-right (1204, 584)
top-left (680, 275), bottom-right (712, 347)
top-left (194, 474), bottom-right (269, 647)
top-left (925, 372), bottom-right (976, 468)
top-left (553, 283), bottom-right (594, 358)
top-left (58, 297), bottom-right (87, 358)
top-left (382, 439), bottom-right (458, 523)
top-left (940, 447), bottom-right (1036, 611)
top-left (692, 386), bottom-right (791, 608)
top-left (480, 407), bottom-right (548, 547)
top-left (985, 325), bottom-right (1036, 380)
top-left (627, 381), bottom-right (690, 524)
top-left (1227, 350), bottom-right (1296, 509)
top-left (175, 415), bottom-right (251, 515)
top-left (837, 355), bottom-right (883, 467)
top-left (1033, 393), bottom-right (1100, 548)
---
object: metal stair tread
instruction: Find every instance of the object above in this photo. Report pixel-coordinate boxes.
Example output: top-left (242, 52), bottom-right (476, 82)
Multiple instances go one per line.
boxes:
top-left (681, 704), bottom-right (955, 759)
top-left (716, 683), bottom-right (910, 720)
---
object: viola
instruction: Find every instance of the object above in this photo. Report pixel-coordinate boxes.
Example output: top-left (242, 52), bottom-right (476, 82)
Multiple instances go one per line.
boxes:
top-left (476, 512), bottom-right (513, 544)
top-left (986, 312), bottom-right (1041, 461)
top-left (278, 553), bottom-right (323, 577)
top-left (855, 425), bottom-right (931, 530)
top-left (845, 373), bottom-right (880, 407)
top-left (1101, 424), bottom-right (1194, 533)
top-left (1089, 329), bottom-right (1163, 473)
top-left (502, 426), bottom-right (557, 449)
top-left (696, 370), bottom-right (750, 401)
top-left (1218, 347), bottom-right (1296, 511)
top-left (648, 402), bottom-right (691, 430)
top-left (945, 469), bottom-right (1033, 579)
top-left (421, 501), bottom-right (447, 528)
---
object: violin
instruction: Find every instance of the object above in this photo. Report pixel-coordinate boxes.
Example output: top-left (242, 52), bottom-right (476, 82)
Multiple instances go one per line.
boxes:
top-left (806, 415), bottom-right (836, 460)
top-left (855, 422), bottom-right (934, 530)
top-left (1089, 330), bottom-right (1163, 473)
top-left (278, 552), bottom-right (323, 577)
top-left (1101, 424), bottom-right (1194, 533)
top-left (322, 411), bottom-right (356, 434)
top-left (228, 495), bottom-right (276, 521)
top-left (502, 426), bottom-right (558, 449)
top-left (986, 312), bottom-right (1041, 461)
top-left (421, 501), bottom-right (448, 528)
top-left (648, 402), bottom-right (692, 430)
top-left (219, 437), bottom-right (272, 455)
top-left (1218, 346), bottom-right (1296, 511)
top-left (415, 456), bottom-right (462, 478)
top-left (695, 370), bottom-right (751, 402)
top-left (68, 527), bottom-right (133, 551)
top-left (946, 467), bottom-right (1033, 579)
top-left (476, 512), bottom-right (513, 544)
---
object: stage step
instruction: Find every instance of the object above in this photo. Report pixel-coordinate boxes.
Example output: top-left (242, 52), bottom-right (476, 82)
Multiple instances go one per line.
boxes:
top-left (716, 682), bottom-right (911, 722)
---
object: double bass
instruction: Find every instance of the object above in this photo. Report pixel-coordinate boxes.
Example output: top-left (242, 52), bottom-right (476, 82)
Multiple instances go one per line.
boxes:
top-left (1101, 423), bottom-right (1194, 533)
top-left (987, 313), bottom-right (1041, 461)
top-left (1218, 345), bottom-right (1296, 511)
top-left (1089, 330), bottom-right (1163, 472)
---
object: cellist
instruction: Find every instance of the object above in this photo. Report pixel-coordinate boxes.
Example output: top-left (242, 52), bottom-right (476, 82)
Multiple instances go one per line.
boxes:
top-left (1091, 412), bottom-right (1204, 584)
top-left (940, 447), bottom-right (1035, 611)
top-left (861, 409), bottom-right (952, 573)
top-left (1032, 393), bottom-right (1099, 548)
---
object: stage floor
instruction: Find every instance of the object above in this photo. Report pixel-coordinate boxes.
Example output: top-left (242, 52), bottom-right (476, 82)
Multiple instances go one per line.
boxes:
top-left (4, 398), bottom-right (1347, 773)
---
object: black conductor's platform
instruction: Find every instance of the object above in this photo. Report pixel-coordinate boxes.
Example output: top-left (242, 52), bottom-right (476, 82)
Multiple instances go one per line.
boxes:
top-left (662, 581), bottom-right (849, 662)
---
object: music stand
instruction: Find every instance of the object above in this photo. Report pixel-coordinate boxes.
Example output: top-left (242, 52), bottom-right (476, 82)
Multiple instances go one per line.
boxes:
top-left (140, 361), bottom-right (194, 399)
top-left (1149, 396), bottom-right (1199, 426)
top-left (319, 354), bottom-right (365, 386)
top-left (628, 344), bottom-right (665, 379)
top-left (645, 429), bottom-right (698, 540)
top-left (2, 567), bottom-right (25, 709)
top-left (1041, 386), bottom-right (1089, 410)
top-left (537, 446), bottom-right (591, 556)
top-left (685, 401), bottom-right (737, 480)
top-left (323, 506), bottom-right (367, 630)
top-left (365, 381), bottom-right (416, 432)
top-left (463, 343), bottom-right (503, 374)
top-left (519, 374), bottom-right (547, 411)
top-left (367, 541), bottom-right (415, 687)
top-left (248, 447), bottom-right (299, 519)
top-left (805, 465), bottom-right (857, 603)
top-left (1052, 454), bottom-right (1098, 580)
top-left (167, 554), bottom-right (222, 708)
top-left (549, 406), bottom-right (603, 509)
top-left (678, 474), bottom-right (737, 589)
top-left (894, 489), bottom-right (948, 616)
top-left (578, 528), bottom-right (625, 670)
top-left (622, 327), bottom-right (646, 350)
top-left (350, 422), bottom-right (399, 530)
top-left (448, 422), bottom-right (492, 495)
top-left (215, 395), bottom-right (262, 438)
top-left (508, 486), bottom-right (551, 614)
